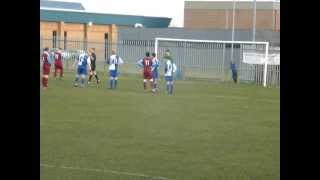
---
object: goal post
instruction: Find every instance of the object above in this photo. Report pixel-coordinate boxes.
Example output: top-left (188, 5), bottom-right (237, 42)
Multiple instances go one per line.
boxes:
top-left (155, 37), bottom-right (270, 87)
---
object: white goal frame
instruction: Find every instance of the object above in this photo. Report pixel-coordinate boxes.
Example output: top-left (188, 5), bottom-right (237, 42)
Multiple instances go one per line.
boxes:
top-left (155, 37), bottom-right (269, 87)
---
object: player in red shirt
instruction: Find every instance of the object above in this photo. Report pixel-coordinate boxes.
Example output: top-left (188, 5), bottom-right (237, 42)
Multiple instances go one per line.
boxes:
top-left (137, 52), bottom-right (153, 91)
top-left (41, 47), bottom-right (52, 90)
top-left (54, 48), bottom-right (63, 79)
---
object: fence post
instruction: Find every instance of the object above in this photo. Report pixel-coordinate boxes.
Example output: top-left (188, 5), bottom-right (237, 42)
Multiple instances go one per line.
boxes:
top-left (263, 42), bottom-right (269, 87)
top-left (104, 39), bottom-right (107, 61)
top-left (65, 42), bottom-right (69, 71)
top-left (222, 43), bottom-right (226, 81)
top-left (182, 41), bottom-right (187, 80)
top-left (84, 40), bottom-right (87, 51)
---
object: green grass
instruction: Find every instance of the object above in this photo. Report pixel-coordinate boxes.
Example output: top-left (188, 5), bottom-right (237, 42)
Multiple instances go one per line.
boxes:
top-left (41, 72), bottom-right (280, 180)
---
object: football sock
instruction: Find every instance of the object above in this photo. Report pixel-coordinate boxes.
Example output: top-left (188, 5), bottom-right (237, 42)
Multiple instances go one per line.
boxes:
top-left (43, 78), bottom-right (48, 87)
top-left (42, 77), bottom-right (46, 87)
top-left (170, 83), bottom-right (173, 94)
top-left (109, 79), bottom-right (113, 89)
top-left (81, 78), bottom-right (85, 87)
top-left (45, 78), bottom-right (48, 87)
top-left (95, 75), bottom-right (100, 82)
top-left (114, 80), bottom-right (118, 89)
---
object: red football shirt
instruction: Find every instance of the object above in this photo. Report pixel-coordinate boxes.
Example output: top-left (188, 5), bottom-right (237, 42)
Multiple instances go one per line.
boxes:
top-left (54, 52), bottom-right (62, 65)
top-left (42, 52), bottom-right (51, 67)
top-left (143, 57), bottom-right (153, 73)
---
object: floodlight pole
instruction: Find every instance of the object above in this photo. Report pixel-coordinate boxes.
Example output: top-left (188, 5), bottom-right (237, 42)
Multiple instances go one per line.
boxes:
top-left (252, 0), bottom-right (256, 41)
top-left (231, 0), bottom-right (236, 63)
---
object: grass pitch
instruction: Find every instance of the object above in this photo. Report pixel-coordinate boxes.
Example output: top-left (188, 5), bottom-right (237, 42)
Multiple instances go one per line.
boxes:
top-left (40, 72), bottom-right (279, 180)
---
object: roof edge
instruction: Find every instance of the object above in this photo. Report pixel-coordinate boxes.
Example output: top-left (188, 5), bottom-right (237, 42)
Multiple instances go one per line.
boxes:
top-left (40, 8), bottom-right (172, 20)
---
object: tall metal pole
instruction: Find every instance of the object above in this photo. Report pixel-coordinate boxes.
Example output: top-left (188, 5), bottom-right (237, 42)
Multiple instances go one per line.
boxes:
top-left (263, 43), bottom-right (269, 87)
top-left (154, 38), bottom-right (158, 58)
top-left (252, 0), bottom-right (256, 41)
top-left (231, 0), bottom-right (236, 63)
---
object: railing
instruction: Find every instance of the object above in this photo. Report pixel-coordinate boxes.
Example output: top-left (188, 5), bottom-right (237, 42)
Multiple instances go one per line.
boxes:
top-left (40, 38), bottom-right (280, 87)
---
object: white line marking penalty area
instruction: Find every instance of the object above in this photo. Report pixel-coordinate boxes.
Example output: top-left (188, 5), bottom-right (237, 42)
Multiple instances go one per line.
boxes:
top-left (40, 163), bottom-right (170, 180)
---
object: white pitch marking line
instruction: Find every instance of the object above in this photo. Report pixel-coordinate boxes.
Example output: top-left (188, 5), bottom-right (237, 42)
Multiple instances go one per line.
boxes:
top-left (214, 95), bottom-right (279, 103)
top-left (40, 163), bottom-right (55, 168)
top-left (40, 163), bottom-right (169, 180)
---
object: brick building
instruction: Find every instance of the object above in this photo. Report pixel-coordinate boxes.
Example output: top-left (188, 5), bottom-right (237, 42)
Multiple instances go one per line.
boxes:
top-left (40, 0), bottom-right (172, 48)
top-left (184, 0), bottom-right (280, 31)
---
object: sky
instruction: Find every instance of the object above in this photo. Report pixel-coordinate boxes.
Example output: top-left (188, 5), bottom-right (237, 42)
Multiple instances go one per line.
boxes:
top-left (50, 0), bottom-right (279, 27)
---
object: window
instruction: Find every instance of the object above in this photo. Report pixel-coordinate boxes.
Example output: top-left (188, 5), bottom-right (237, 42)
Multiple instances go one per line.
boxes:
top-left (52, 31), bottom-right (57, 48)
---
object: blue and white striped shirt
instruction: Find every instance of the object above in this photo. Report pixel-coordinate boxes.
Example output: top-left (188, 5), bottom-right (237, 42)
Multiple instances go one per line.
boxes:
top-left (107, 54), bottom-right (124, 70)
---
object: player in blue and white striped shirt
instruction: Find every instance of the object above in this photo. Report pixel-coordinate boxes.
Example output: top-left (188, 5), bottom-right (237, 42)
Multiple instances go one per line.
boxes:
top-left (106, 50), bottom-right (124, 89)
top-left (73, 50), bottom-right (91, 88)
top-left (164, 50), bottom-right (177, 95)
top-left (151, 52), bottom-right (160, 92)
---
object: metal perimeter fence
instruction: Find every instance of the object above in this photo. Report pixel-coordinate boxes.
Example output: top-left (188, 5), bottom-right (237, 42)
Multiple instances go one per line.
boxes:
top-left (40, 38), bottom-right (279, 87)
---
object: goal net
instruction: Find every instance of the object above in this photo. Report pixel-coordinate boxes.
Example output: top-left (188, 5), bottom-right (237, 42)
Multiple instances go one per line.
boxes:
top-left (155, 37), bottom-right (278, 87)
top-left (241, 45), bottom-right (280, 86)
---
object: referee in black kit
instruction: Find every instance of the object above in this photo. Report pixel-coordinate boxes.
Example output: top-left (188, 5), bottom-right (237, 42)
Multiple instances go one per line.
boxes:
top-left (88, 48), bottom-right (101, 85)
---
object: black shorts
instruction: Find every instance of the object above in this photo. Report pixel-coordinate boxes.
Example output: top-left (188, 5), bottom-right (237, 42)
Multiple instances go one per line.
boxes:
top-left (91, 65), bottom-right (96, 71)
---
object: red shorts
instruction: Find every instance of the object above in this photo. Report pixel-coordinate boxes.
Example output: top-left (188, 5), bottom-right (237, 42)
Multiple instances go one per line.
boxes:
top-left (43, 65), bottom-right (51, 75)
top-left (143, 71), bottom-right (152, 79)
top-left (55, 62), bottom-right (63, 70)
